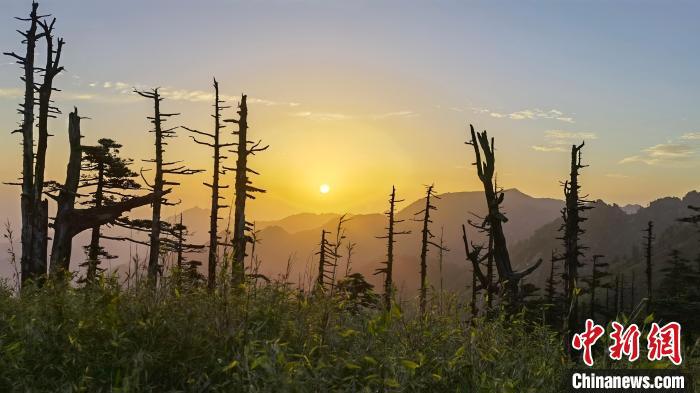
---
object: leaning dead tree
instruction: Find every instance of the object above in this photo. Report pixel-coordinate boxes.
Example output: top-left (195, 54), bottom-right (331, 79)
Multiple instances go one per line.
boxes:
top-left (224, 95), bottom-right (268, 284)
top-left (643, 221), bottom-right (654, 313)
top-left (78, 138), bottom-right (141, 283)
top-left (559, 142), bottom-right (591, 349)
top-left (48, 109), bottom-right (162, 274)
top-left (183, 79), bottom-right (234, 289)
top-left (415, 184), bottom-right (445, 315)
top-left (465, 124), bottom-right (542, 305)
top-left (135, 89), bottom-right (202, 285)
top-left (375, 186), bottom-right (410, 309)
top-left (316, 229), bottom-right (338, 291)
top-left (4, 2), bottom-right (64, 284)
top-left (330, 214), bottom-right (350, 293)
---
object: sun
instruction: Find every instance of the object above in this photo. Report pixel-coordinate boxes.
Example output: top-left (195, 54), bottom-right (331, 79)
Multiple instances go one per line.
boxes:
top-left (319, 184), bottom-right (331, 194)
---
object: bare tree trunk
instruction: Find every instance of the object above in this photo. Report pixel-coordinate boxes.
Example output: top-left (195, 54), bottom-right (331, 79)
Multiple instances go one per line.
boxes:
top-left (50, 109), bottom-right (82, 273)
top-left (227, 95), bottom-right (267, 285)
top-left (465, 125), bottom-right (542, 307)
top-left (4, 3), bottom-right (63, 284)
top-left (184, 79), bottom-right (233, 289)
top-left (86, 160), bottom-right (105, 282)
top-left (417, 185), bottom-right (439, 315)
top-left (375, 186), bottom-right (409, 309)
top-left (561, 141), bottom-right (590, 355)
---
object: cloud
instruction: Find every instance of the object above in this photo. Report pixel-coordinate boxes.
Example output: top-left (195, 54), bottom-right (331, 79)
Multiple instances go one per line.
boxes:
top-left (0, 88), bottom-right (22, 98)
top-left (681, 132), bottom-right (700, 140)
top-left (291, 111), bottom-right (352, 121)
top-left (532, 129), bottom-right (597, 153)
top-left (620, 142), bottom-right (695, 165)
top-left (474, 107), bottom-right (575, 123)
top-left (532, 145), bottom-right (567, 152)
top-left (372, 110), bottom-right (416, 120)
top-left (544, 130), bottom-right (597, 142)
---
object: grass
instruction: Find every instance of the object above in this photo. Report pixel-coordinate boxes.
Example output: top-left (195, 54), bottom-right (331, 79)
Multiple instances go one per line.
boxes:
top-left (0, 276), bottom-right (568, 392)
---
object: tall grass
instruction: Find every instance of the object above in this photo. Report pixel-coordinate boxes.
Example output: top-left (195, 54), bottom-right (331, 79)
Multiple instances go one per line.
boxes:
top-left (0, 276), bottom-right (568, 392)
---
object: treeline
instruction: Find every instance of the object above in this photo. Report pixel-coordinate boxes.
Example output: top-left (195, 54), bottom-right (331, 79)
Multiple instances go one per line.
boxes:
top-left (4, 2), bottom-right (265, 290)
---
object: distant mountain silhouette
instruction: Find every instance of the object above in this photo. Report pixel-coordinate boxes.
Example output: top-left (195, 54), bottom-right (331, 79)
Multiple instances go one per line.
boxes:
top-left (3, 189), bottom-right (696, 301)
top-left (511, 191), bottom-right (700, 299)
top-left (248, 188), bottom-right (563, 293)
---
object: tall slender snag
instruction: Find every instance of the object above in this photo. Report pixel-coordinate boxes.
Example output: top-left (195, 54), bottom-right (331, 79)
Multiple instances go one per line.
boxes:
top-left (416, 184), bottom-right (443, 315)
top-left (183, 79), bottom-right (234, 289)
top-left (224, 95), bottom-right (268, 284)
top-left (135, 89), bottom-right (201, 286)
top-left (375, 186), bottom-right (410, 309)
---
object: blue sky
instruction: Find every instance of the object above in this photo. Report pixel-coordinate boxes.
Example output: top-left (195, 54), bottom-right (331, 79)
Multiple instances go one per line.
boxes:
top-left (0, 0), bottom-right (699, 221)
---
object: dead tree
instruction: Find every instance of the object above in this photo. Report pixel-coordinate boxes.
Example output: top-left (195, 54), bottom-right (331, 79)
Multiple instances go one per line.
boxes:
top-left (183, 79), bottom-right (234, 289)
top-left (135, 89), bottom-right (202, 285)
top-left (48, 109), bottom-right (163, 274)
top-left (316, 229), bottom-right (338, 291)
top-left (437, 227), bottom-right (446, 298)
top-left (560, 142), bottom-right (591, 351)
top-left (344, 240), bottom-right (356, 278)
top-left (163, 214), bottom-right (205, 284)
top-left (4, 3), bottom-right (64, 284)
top-left (462, 224), bottom-right (488, 319)
top-left (224, 95), bottom-right (268, 284)
top-left (416, 184), bottom-right (444, 315)
top-left (583, 254), bottom-right (607, 319)
top-left (465, 125), bottom-right (542, 306)
top-left (330, 214), bottom-right (350, 293)
top-left (545, 251), bottom-right (559, 306)
top-left (78, 138), bottom-right (141, 283)
top-left (644, 221), bottom-right (654, 313)
top-left (375, 186), bottom-right (410, 309)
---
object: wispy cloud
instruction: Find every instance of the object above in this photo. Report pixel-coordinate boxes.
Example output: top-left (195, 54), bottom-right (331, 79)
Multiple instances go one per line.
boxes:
top-left (532, 129), bottom-right (597, 153)
top-left (0, 87), bottom-right (22, 98)
top-left (291, 111), bottom-right (352, 121)
top-left (620, 142), bottom-right (695, 165)
top-left (532, 145), bottom-right (567, 152)
top-left (474, 107), bottom-right (575, 123)
top-left (93, 81), bottom-right (300, 107)
top-left (680, 132), bottom-right (700, 140)
top-left (372, 110), bottom-right (416, 120)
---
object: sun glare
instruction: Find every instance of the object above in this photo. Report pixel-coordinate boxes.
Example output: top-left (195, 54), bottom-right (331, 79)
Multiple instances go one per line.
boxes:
top-left (320, 184), bottom-right (330, 194)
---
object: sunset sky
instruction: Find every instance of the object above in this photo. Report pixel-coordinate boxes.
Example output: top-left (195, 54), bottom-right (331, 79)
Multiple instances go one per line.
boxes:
top-left (1, 0), bottom-right (699, 223)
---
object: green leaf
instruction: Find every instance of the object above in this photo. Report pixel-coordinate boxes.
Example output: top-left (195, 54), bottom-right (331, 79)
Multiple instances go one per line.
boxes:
top-left (401, 360), bottom-right (419, 370)
top-left (222, 360), bottom-right (238, 372)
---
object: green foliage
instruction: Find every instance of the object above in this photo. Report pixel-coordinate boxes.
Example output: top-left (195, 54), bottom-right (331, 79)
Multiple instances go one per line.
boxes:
top-left (0, 279), bottom-right (567, 392)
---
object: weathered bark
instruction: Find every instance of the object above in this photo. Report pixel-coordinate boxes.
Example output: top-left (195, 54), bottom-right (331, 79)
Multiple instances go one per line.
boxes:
top-left (375, 186), bottom-right (410, 309)
top-left (226, 95), bottom-right (267, 284)
top-left (183, 79), bottom-right (234, 289)
top-left (644, 221), bottom-right (654, 313)
top-left (561, 142), bottom-right (590, 353)
top-left (4, 3), bottom-right (60, 285)
top-left (50, 109), bottom-right (82, 274)
top-left (465, 125), bottom-right (542, 305)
